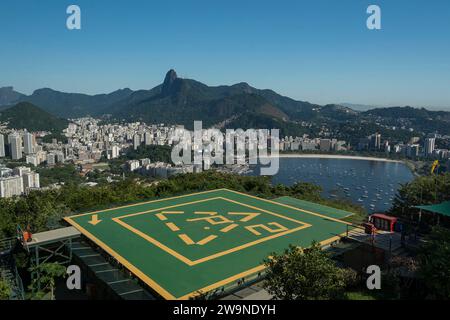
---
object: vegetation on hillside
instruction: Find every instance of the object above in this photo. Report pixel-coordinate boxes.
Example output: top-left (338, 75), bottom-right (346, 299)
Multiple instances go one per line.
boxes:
top-left (35, 164), bottom-right (84, 187)
top-left (121, 145), bottom-right (173, 163)
top-left (390, 173), bottom-right (450, 228)
top-left (417, 227), bottom-right (450, 299)
top-left (0, 278), bottom-right (11, 300)
top-left (29, 263), bottom-right (66, 300)
top-left (263, 243), bottom-right (356, 300)
top-left (0, 102), bottom-right (68, 133)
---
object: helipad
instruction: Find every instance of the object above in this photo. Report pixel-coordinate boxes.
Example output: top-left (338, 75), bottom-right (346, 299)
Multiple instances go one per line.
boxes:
top-left (65, 189), bottom-right (352, 300)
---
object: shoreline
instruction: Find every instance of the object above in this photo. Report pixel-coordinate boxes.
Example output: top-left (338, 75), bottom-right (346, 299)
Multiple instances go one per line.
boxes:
top-left (269, 154), bottom-right (403, 163)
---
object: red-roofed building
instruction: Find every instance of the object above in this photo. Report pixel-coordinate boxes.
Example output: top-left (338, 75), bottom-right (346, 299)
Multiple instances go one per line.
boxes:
top-left (369, 213), bottom-right (398, 232)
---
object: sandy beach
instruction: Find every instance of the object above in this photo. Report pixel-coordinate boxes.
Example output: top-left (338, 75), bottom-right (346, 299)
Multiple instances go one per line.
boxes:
top-left (272, 154), bottom-right (403, 163)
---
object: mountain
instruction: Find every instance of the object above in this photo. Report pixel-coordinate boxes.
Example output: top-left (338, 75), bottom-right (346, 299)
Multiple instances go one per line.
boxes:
top-left (0, 71), bottom-right (367, 133)
top-left (107, 69), bottom-right (324, 131)
top-left (0, 71), bottom-right (325, 135)
top-left (363, 106), bottom-right (450, 120)
top-left (0, 87), bottom-right (25, 106)
top-left (0, 102), bottom-right (69, 132)
top-left (2, 70), bottom-right (450, 137)
top-left (20, 87), bottom-right (134, 118)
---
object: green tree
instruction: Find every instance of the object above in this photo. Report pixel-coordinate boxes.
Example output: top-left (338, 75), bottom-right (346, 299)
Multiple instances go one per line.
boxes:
top-left (390, 173), bottom-right (450, 228)
top-left (0, 278), bottom-right (11, 300)
top-left (263, 242), bottom-right (348, 300)
top-left (417, 227), bottom-right (450, 299)
top-left (29, 263), bottom-right (66, 300)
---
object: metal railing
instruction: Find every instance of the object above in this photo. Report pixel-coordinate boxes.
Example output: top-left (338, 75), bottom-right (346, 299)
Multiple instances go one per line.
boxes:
top-left (0, 237), bottom-right (25, 300)
top-left (0, 238), bottom-right (15, 253)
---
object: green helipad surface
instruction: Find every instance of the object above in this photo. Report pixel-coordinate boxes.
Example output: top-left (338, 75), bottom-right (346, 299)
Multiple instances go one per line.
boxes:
top-left (273, 196), bottom-right (355, 220)
top-left (65, 189), bottom-right (352, 300)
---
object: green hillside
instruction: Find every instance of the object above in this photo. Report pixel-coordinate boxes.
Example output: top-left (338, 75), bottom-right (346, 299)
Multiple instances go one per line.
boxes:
top-left (0, 102), bottom-right (69, 132)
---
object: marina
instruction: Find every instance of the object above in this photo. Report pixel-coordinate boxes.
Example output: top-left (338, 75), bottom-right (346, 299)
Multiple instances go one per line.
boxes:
top-left (249, 157), bottom-right (414, 212)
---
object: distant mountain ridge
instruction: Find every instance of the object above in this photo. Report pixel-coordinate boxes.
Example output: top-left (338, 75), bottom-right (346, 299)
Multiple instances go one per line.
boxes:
top-left (0, 70), bottom-right (324, 124)
top-left (1, 70), bottom-right (449, 136)
top-left (0, 86), bottom-right (25, 106)
top-left (22, 87), bottom-right (134, 118)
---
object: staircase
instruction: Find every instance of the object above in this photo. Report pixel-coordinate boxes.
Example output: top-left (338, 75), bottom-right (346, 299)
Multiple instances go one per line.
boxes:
top-left (0, 238), bottom-right (25, 300)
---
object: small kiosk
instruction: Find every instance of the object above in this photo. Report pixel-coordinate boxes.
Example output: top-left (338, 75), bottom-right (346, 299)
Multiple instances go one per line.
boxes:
top-left (369, 213), bottom-right (398, 232)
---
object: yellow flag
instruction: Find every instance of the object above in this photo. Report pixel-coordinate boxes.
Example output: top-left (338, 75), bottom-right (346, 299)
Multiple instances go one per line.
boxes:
top-left (431, 160), bottom-right (439, 174)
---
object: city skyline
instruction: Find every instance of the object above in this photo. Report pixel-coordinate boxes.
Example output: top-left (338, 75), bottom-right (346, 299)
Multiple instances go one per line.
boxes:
top-left (1, 0), bottom-right (450, 110)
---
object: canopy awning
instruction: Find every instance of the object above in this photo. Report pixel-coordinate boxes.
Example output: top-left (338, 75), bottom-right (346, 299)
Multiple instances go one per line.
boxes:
top-left (415, 201), bottom-right (450, 217)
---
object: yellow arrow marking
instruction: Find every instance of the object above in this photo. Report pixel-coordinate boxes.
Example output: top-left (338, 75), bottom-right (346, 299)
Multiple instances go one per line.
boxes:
top-left (228, 212), bottom-right (260, 222)
top-left (88, 214), bottom-right (102, 226)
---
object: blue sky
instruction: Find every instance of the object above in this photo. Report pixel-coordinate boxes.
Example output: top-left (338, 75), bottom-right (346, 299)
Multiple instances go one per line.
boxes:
top-left (1, 0), bottom-right (450, 109)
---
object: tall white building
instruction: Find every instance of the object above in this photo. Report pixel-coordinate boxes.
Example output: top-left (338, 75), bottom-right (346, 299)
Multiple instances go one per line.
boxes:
top-left (47, 153), bottom-right (56, 166)
top-left (9, 133), bottom-right (22, 160)
top-left (0, 175), bottom-right (24, 198)
top-left (0, 167), bottom-right (13, 177)
top-left (133, 134), bottom-right (141, 150)
top-left (13, 166), bottom-right (31, 177)
top-left (36, 150), bottom-right (48, 164)
top-left (127, 160), bottom-right (140, 171)
top-left (23, 132), bottom-right (34, 154)
top-left (0, 134), bottom-right (5, 157)
top-left (22, 171), bottom-right (40, 190)
top-left (144, 131), bottom-right (153, 145)
top-left (107, 145), bottom-right (120, 159)
top-left (54, 151), bottom-right (65, 163)
top-left (424, 138), bottom-right (436, 156)
top-left (26, 155), bottom-right (39, 167)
